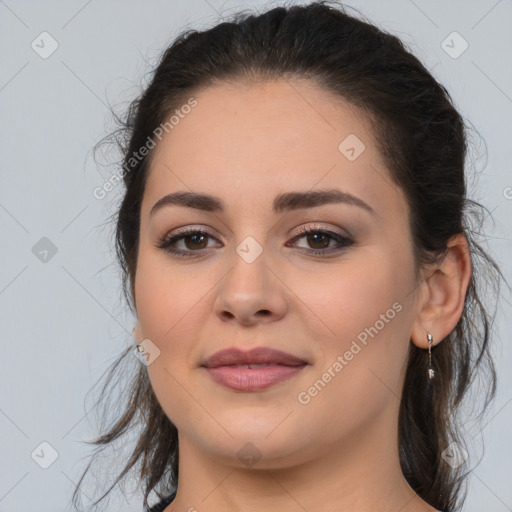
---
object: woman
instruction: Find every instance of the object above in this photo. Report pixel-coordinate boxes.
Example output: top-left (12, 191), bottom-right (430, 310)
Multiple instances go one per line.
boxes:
top-left (72, 1), bottom-right (503, 511)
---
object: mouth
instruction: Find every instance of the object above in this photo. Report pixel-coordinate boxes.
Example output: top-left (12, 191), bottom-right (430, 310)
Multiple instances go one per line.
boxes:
top-left (201, 347), bottom-right (308, 368)
top-left (221, 363), bottom-right (300, 369)
top-left (201, 347), bottom-right (309, 392)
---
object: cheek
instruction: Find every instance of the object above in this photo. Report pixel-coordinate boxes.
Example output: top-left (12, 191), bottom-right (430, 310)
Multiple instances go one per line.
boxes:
top-left (293, 290), bottom-right (409, 443)
top-left (296, 252), bottom-right (407, 345)
top-left (134, 250), bottom-right (208, 429)
top-left (134, 245), bottom-right (203, 344)
top-left (295, 251), bottom-right (412, 400)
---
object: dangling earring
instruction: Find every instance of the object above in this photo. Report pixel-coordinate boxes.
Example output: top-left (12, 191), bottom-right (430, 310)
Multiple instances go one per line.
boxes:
top-left (133, 326), bottom-right (145, 354)
top-left (427, 331), bottom-right (435, 379)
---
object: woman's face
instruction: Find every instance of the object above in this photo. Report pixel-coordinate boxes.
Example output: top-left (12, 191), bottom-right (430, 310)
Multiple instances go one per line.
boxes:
top-left (134, 79), bottom-right (422, 468)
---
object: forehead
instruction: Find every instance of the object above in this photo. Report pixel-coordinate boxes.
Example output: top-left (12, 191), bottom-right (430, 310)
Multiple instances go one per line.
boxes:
top-left (142, 78), bottom-right (404, 221)
top-left (153, 78), bottom-right (376, 163)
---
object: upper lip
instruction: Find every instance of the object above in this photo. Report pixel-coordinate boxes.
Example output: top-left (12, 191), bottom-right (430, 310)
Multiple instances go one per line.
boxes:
top-left (201, 347), bottom-right (308, 368)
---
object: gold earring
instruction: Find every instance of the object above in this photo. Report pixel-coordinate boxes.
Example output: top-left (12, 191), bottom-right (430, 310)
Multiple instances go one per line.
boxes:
top-left (427, 332), bottom-right (434, 379)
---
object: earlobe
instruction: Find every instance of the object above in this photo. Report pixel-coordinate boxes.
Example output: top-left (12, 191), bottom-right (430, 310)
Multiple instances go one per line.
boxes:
top-left (133, 321), bottom-right (143, 342)
top-left (410, 233), bottom-right (472, 349)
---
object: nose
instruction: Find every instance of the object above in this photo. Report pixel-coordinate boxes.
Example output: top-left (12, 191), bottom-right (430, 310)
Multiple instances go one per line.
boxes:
top-left (213, 249), bottom-right (288, 326)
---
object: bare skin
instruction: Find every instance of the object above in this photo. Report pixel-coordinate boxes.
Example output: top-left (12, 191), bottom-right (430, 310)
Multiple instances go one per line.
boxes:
top-left (133, 78), bottom-right (471, 512)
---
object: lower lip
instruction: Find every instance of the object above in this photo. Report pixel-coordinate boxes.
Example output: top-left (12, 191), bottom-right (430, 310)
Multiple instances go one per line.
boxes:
top-left (203, 364), bottom-right (307, 391)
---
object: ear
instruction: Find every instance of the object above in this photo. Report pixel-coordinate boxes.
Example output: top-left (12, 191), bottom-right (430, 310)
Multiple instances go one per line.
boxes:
top-left (410, 233), bottom-right (472, 349)
top-left (133, 321), bottom-right (143, 342)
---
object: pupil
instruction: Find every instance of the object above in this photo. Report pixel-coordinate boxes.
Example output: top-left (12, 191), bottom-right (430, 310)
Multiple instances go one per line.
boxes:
top-left (187, 234), bottom-right (206, 249)
top-left (183, 232), bottom-right (330, 251)
top-left (309, 233), bottom-right (327, 248)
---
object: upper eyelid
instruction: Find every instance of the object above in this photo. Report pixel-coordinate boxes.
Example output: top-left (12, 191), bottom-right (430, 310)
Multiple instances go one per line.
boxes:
top-left (165, 222), bottom-right (348, 238)
top-left (161, 225), bottom-right (350, 251)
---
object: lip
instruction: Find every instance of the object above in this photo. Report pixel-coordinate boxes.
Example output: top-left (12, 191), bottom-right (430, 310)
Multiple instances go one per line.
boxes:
top-left (201, 347), bottom-right (309, 392)
top-left (202, 347), bottom-right (308, 368)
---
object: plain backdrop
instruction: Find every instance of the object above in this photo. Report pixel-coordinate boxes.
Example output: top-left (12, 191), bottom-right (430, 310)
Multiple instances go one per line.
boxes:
top-left (1, 0), bottom-right (511, 511)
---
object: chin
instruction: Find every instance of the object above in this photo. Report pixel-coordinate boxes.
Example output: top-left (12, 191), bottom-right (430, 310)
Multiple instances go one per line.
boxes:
top-left (201, 434), bottom-right (310, 471)
top-left (189, 413), bottom-right (313, 468)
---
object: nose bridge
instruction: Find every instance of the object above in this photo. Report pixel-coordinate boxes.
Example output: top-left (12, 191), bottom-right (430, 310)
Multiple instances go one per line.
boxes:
top-left (220, 204), bottom-right (276, 263)
top-left (213, 228), bottom-right (288, 324)
top-left (226, 232), bottom-right (270, 295)
top-left (226, 209), bottom-right (291, 283)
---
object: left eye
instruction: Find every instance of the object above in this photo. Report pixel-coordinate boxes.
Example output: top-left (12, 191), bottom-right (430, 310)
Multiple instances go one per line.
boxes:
top-left (290, 227), bottom-right (350, 252)
top-left (156, 227), bottom-right (353, 258)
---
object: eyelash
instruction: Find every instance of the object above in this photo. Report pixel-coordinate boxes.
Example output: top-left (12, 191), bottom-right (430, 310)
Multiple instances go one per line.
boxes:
top-left (156, 225), bottom-right (354, 259)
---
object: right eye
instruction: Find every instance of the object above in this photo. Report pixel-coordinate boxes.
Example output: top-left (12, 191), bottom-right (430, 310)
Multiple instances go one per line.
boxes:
top-left (156, 228), bottom-right (220, 258)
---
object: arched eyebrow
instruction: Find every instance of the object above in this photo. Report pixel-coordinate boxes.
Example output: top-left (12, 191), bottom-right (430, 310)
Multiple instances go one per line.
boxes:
top-left (149, 188), bottom-right (377, 218)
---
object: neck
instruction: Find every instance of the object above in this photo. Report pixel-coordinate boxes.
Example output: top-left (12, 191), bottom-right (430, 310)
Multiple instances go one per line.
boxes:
top-left (166, 404), bottom-right (436, 512)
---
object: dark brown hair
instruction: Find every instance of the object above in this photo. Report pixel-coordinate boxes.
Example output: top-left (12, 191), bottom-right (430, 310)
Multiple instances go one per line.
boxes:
top-left (72, 2), bottom-right (505, 510)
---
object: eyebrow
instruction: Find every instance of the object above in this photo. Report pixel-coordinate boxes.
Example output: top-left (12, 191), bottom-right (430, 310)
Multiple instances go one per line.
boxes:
top-left (149, 188), bottom-right (377, 218)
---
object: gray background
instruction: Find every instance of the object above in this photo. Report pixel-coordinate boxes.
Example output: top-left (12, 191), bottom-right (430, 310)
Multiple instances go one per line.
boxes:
top-left (1, 0), bottom-right (511, 511)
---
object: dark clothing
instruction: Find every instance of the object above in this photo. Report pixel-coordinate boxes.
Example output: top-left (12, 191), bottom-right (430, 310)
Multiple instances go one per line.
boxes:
top-left (147, 490), bottom-right (177, 512)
